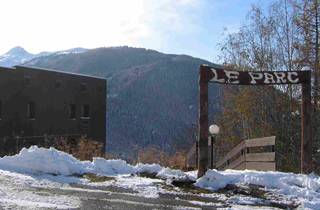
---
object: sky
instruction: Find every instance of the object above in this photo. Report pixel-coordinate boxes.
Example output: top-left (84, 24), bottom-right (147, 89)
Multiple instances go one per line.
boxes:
top-left (0, 0), bottom-right (266, 62)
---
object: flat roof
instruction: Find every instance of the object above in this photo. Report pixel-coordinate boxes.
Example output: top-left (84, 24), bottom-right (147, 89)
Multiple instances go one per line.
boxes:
top-left (0, 65), bottom-right (106, 80)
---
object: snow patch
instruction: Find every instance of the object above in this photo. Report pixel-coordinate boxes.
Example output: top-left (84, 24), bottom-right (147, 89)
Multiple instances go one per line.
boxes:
top-left (157, 168), bottom-right (195, 181)
top-left (114, 176), bottom-right (163, 198)
top-left (92, 158), bottom-right (135, 176)
top-left (195, 169), bottom-right (320, 209)
top-left (134, 163), bottom-right (162, 174)
top-left (0, 169), bottom-right (81, 209)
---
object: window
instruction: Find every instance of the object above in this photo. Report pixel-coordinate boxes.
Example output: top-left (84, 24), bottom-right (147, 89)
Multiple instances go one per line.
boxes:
top-left (80, 83), bottom-right (87, 92)
top-left (69, 104), bottom-right (76, 119)
top-left (81, 104), bottom-right (90, 118)
top-left (27, 102), bottom-right (36, 119)
top-left (24, 76), bottom-right (31, 84)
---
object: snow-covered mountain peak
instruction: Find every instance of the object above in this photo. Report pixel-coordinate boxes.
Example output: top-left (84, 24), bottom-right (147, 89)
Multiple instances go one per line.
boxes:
top-left (6, 46), bottom-right (31, 56)
top-left (0, 47), bottom-right (88, 67)
top-left (0, 46), bottom-right (35, 67)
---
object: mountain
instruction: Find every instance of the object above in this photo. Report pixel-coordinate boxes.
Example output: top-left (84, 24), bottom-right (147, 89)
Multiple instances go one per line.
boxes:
top-left (22, 47), bottom-right (221, 159)
top-left (0, 47), bottom-right (35, 67)
top-left (0, 46), bottom-right (87, 67)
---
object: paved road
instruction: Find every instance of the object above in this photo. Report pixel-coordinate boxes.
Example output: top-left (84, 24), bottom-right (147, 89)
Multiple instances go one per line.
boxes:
top-left (35, 183), bottom-right (228, 210)
top-left (0, 171), bottom-right (287, 210)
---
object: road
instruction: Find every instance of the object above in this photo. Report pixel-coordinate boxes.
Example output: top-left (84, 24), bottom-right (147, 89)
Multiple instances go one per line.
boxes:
top-left (0, 170), bottom-right (289, 209)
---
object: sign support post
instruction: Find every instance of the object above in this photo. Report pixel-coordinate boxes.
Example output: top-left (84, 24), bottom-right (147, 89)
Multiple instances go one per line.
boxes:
top-left (301, 72), bottom-right (312, 173)
top-left (198, 66), bottom-right (209, 178)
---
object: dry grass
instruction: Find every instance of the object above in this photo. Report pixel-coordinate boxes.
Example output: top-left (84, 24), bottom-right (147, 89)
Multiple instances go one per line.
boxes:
top-left (138, 146), bottom-right (187, 170)
top-left (55, 137), bottom-right (104, 161)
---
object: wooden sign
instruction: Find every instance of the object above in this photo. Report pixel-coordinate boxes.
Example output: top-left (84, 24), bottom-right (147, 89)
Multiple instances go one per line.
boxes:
top-left (201, 65), bottom-right (310, 85)
top-left (197, 64), bottom-right (312, 178)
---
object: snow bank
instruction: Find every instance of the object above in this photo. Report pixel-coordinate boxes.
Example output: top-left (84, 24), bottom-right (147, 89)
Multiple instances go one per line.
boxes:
top-left (156, 168), bottom-right (195, 181)
top-left (0, 146), bottom-right (168, 177)
top-left (195, 169), bottom-right (320, 209)
top-left (195, 170), bottom-right (230, 190)
top-left (0, 146), bottom-right (89, 175)
top-left (0, 146), bottom-right (142, 176)
top-left (134, 163), bottom-right (162, 174)
top-left (92, 158), bottom-right (135, 176)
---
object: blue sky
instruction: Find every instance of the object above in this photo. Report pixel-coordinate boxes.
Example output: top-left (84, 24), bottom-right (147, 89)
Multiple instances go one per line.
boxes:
top-left (138, 0), bottom-right (267, 62)
top-left (0, 0), bottom-right (267, 62)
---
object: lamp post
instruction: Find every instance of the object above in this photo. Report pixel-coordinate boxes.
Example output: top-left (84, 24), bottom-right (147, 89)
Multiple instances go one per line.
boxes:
top-left (209, 124), bottom-right (219, 169)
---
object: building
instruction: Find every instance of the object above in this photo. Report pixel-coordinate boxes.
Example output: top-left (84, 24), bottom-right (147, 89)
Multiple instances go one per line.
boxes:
top-left (0, 65), bottom-right (106, 155)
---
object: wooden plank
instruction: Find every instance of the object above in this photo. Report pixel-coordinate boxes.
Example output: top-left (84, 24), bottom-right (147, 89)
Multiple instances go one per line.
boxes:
top-left (245, 136), bottom-right (275, 148)
top-left (245, 152), bottom-right (275, 162)
top-left (216, 141), bottom-right (245, 168)
top-left (245, 162), bottom-right (276, 171)
top-left (224, 155), bottom-right (245, 170)
top-left (233, 162), bottom-right (246, 170)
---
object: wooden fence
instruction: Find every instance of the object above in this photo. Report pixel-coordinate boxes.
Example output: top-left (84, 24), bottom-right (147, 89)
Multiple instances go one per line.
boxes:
top-left (216, 136), bottom-right (276, 171)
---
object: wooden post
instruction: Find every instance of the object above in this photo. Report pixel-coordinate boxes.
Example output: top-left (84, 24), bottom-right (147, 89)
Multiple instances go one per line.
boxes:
top-left (301, 75), bottom-right (313, 173)
top-left (198, 65), bottom-right (209, 178)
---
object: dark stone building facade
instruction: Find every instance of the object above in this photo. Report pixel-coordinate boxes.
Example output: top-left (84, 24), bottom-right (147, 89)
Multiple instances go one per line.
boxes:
top-left (0, 65), bottom-right (106, 155)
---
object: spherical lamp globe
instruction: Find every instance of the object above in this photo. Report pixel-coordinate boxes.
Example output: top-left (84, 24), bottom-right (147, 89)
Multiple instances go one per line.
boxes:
top-left (209, 124), bottom-right (220, 135)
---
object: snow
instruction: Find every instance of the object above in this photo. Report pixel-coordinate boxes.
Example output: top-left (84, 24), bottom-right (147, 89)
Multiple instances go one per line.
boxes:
top-left (0, 146), bottom-right (319, 209)
top-left (0, 146), bottom-right (188, 178)
top-left (134, 163), bottom-right (162, 174)
top-left (0, 169), bottom-right (81, 209)
top-left (112, 176), bottom-right (164, 198)
top-left (156, 167), bottom-right (196, 181)
top-left (0, 146), bottom-right (135, 176)
top-left (0, 146), bottom-right (89, 175)
top-left (195, 169), bottom-right (320, 209)
top-left (92, 158), bottom-right (135, 175)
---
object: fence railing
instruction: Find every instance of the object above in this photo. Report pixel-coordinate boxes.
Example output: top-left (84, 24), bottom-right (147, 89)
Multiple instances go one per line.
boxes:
top-left (216, 136), bottom-right (276, 171)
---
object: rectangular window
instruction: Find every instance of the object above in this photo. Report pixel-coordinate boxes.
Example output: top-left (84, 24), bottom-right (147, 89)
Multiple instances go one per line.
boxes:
top-left (81, 104), bottom-right (90, 118)
top-left (69, 104), bottom-right (76, 119)
top-left (27, 102), bottom-right (36, 119)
